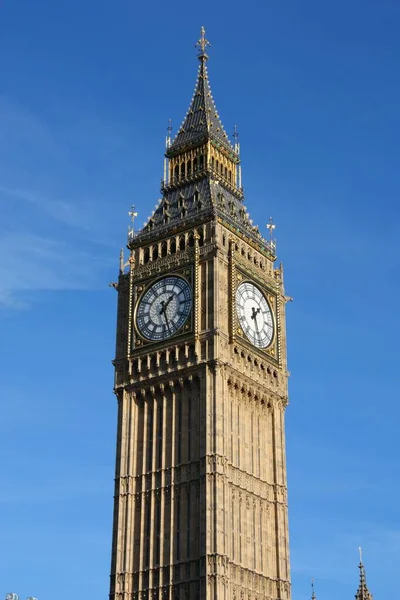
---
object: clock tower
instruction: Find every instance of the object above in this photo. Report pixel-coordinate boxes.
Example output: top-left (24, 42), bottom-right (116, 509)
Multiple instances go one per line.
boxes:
top-left (109, 28), bottom-right (291, 600)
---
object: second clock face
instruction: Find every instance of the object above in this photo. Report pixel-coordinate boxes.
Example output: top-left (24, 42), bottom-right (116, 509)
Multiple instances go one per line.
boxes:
top-left (236, 282), bottom-right (274, 348)
top-left (136, 275), bottom-right (192, 342)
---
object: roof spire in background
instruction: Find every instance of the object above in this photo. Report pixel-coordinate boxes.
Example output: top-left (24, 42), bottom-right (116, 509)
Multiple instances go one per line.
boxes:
top-left (311, 578), bottom-right (316, 600)
top-left (355, 548), bottom-right (373, 600)
top-left (195, 26), bottom-right (210, 61)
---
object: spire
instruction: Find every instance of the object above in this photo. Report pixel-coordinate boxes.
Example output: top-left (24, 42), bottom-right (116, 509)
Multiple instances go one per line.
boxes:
top-left (311, 578), bottom-right (316, 600)
top-left (168, 26), bottom-right (235, 154)
top-left (131, 28), bottom-right (275, 259)
top-left (355, 548), bottom-right (373, 600)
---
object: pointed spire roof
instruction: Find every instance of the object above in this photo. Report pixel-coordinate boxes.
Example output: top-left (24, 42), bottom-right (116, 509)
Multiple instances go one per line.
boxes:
top-left (168, 26), bottom-right (235, 155)
top-left (311, 578), bottom-right (316, 600)
top-left (129, 28), bottom-right (275, 259)
top-left (355, 549), bottom-right (373, 600)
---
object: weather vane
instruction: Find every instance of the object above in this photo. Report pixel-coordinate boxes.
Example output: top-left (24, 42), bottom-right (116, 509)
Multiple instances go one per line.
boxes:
top-left (195, 26), bottom-right (210, 59)
top-left (129, 205), bottom-right (138, 227)
top-left (266, 216), bottom-right (276, 242)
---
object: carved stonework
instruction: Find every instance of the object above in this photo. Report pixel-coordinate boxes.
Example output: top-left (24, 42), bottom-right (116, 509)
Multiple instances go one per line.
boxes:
top-left (109, 29), bottom-right (291, 600)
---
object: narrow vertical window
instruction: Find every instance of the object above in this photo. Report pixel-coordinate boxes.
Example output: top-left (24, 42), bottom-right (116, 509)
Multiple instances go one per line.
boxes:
top-left (188, 394), bottom-right (192, 461)
top-left (145, 499), bottom-right (151, 567)
top-left (251, 413), bottom-right (254, 474)
top-left (238, 501), bottom-right (242, 562)
top-left (258, 416), bottom-right (261, 478)
top-left (253, 504), bottom-right (256, 569)
top-left (147, 403), bottom-right (154, 472)
top-left (177, 396), bottom-right (182, 464)
top-left (231, 498), bottom-right (235, 560)
top-left (157, 398), bottom-right (163, 469)
top-left (260, 506), bottom-right (263, 571)
top-left (176, 492), bottom-right (181, 561)
top-left (186, 485), bottom-right (191, 559)
top-left (237, 404), bottom-right (240, 467)
top-left (155, 495), bottom-right (161, 565)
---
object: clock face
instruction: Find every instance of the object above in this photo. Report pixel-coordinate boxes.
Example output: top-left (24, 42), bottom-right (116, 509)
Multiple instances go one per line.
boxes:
top-left (236, 282), bottom-right (274, 348)
top-left (136, 275), bottom-right (192, 341)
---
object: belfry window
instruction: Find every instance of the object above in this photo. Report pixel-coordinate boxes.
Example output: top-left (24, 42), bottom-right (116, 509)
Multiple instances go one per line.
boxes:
top-left (187, 159), bottom-right (192, 176)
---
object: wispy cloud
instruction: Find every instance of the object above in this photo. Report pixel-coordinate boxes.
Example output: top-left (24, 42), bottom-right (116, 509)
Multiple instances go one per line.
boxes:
top-left (0, 185), bottom-right (93, 230)
top-left (0, 232), bottom-right (112, 309)
top-left (0, 95), bottom-right (133, 310)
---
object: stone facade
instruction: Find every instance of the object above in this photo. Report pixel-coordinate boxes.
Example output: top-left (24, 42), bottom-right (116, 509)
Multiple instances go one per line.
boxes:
top-left (109, 29), bottom-right (291, 600)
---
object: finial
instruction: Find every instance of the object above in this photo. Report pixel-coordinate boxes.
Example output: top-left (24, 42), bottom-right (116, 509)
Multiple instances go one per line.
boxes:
top-left (128, 205), bottom-right (138, 240)
top-left (166, 118), bottom-right (172, 148)
top-left (358, 547), bottom-right (363, 565)
top-left (311, 578), bottom-right (316, 600)
top-left (266, 216), bottom-right (276, 241)
top-left (129, 205), bottom-right (138, 227)
top-left (233, 124), bottom-right (240, 154)
top-left (266, 216), bottom-right (276, 253)
top-left (195, 26), bottom-right (210, 61)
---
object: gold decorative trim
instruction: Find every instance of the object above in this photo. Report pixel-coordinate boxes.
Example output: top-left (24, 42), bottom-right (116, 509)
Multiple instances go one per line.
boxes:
top-left (229, 238), bottom-right (236, 343)
top-left (193, 232), bottom-right (200, 342)
top-left (127, 250), bottom-right (135, 373)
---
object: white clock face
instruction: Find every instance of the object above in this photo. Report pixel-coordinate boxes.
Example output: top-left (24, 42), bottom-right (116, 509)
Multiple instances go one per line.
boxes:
top-left (136, 275), bottom-right (192, 341)
top-left (236, 282), bottom-right (274, 348)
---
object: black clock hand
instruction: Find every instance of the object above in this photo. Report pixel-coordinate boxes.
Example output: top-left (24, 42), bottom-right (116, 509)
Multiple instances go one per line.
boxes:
top-left (159, 299), bottom-right (172, 334)
top-left (165, 294), bottom-right (174, 308)
top-left (251, 306), bottom-right (261, 320)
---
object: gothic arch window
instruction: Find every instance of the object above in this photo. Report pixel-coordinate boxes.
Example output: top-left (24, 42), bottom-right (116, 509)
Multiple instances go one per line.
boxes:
top-left (188, 233), bottom-right (195, 247)
top-left (211, 156), bottom-right (215, 169)
top-left (224, 166), bottom-right (227, 178)
top-left (216, 160), bottom-right (219, 172)
top-left (229, 170), bottom-right (232, 182)
top-left (174, 164), bottom-right (179, 181)
top-left (181, 162), bottom-right (185, 178)
top-left (170, 239), bottom-right (176, 254)
top-left (187, 159), bottom-right (192, 176)
top-left (179, 235), bottom-right (185, 251)
top-left (152, 245), bottom-right (159, 260)
top-left (193, 157), bottom-right (198, 172)
top-left (199, 154), bottom-right (204, 170)
top-left (161, 241), bottom-right (167, 258)
top-left (144, 247), bottom-right (150, 264)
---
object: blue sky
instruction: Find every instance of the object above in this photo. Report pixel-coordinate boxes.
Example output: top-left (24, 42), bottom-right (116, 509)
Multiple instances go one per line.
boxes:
top-left (1, 0), bottom-right (399, 598)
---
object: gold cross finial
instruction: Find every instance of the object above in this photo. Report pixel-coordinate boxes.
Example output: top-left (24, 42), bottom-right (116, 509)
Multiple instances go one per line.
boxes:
top-left (196, 26), bottom-right (210, 60)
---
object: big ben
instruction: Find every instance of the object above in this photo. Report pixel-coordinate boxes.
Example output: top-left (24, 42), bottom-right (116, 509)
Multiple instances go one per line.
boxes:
top-left (109, 27), bottom-right (291, 600)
